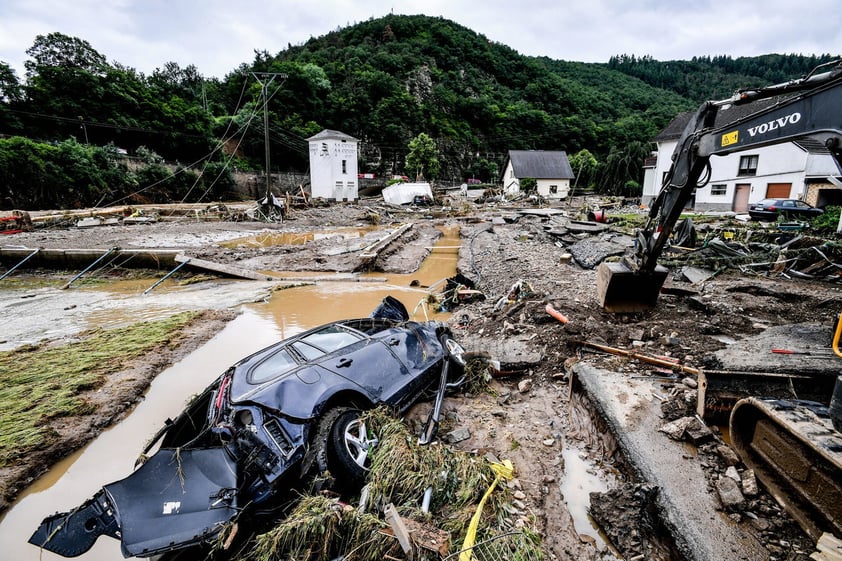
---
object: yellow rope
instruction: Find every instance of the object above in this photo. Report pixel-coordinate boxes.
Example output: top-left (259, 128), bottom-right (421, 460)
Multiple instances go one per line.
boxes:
top-left (459, 459), bottom-right (514, 561)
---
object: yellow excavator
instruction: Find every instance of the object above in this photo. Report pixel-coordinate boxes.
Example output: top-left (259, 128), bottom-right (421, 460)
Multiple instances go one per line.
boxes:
top-left (597, 60), bottom-right (842, 542)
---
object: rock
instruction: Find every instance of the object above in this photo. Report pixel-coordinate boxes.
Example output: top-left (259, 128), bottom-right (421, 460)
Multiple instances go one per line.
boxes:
top-left (741, 469), bottom-right (759, 497)
top-left (681, 376), bottom-right (698, 389)
top-left (749, 516), bottom-right (770, 531)
top-left (542, 438), bottom-right (555, 447)
top-left (716, 445), bottom-right (740, 467)
top-left (725, 466), bottom-right (741, 482)
top-left (660, 335), bottom-right (681, 346)
top-left (513, 490), bottom-right (526, 500)
top-left (685, 417), bottom-right (714, 444)
top-left (627, 328), bottom-right (645, 342)
top-left (659, 417), bottom-right (693, 440)
top-left (661, 397), bottom-right (691, 421)
top-left (446, 426), bottom-right (471, 444)
top-left (517, 378), bottom-right (533, 393)
top-left (716, 475), bottom-right (745, 510)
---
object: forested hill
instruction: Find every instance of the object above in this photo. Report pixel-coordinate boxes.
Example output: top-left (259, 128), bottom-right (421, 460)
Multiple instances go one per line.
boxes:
top-left (607, 53), bottom-right (838, 102)
top-left (0, 13), bottom-right (834, 209)
top-left (261, 15), bottom-right (694, 181)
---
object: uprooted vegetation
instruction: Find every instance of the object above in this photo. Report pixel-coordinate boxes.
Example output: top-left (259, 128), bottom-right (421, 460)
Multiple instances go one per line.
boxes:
top-left (234, 408), bottom-right (544, 561)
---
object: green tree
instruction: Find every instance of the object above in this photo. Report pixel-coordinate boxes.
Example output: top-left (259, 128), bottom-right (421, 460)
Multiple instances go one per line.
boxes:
top-left (0, 62), bottom-right (23, 133)
top-left (24, 32), bottom-right (107, 76)
top-left (569, 149), bottom-right (599, 192)
top-left (405, 132), bottom-right (440, 180)
top-left (519, 177), bottom-right (537, 193)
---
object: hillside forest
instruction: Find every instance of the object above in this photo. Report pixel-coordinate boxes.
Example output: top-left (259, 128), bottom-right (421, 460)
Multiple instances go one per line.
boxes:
top-left (0, 14), bottom-right (835, 210)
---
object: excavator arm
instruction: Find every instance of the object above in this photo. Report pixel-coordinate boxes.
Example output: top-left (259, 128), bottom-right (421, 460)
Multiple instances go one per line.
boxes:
top-left (598, 60), bottom-right (842, 311)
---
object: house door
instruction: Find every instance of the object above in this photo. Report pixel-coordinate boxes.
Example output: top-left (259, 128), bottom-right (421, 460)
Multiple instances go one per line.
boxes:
top-left (766, 183), bottom-right (792, 199)
top-left (733, 184), bottom-right (751, 212)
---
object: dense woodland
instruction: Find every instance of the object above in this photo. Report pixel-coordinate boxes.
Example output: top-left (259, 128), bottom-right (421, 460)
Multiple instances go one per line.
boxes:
top-left (0, 14), bottom-right (834, 210)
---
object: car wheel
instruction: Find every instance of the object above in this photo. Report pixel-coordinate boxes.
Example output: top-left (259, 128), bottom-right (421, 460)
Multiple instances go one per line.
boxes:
top-left (316, 407), bottom-right (376, 489)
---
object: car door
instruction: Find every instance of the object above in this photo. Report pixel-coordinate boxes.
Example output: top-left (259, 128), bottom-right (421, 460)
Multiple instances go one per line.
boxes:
top-left (303, 323), bottom-right (411, 405)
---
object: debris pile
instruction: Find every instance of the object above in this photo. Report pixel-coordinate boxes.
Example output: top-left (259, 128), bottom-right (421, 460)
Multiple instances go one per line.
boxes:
top-left (237, 409), bottom-right (544, 561)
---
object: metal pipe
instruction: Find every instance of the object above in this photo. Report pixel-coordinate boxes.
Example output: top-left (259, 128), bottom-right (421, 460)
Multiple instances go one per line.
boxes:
top-left (143, 259), bottom-right (191, 295)
top-left (60, 247), bottom-right (118, 289)
top-left (0, 248), bottom-right (40, 281)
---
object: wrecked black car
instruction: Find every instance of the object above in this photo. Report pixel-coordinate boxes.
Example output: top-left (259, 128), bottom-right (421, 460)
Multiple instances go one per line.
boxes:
top-left (30, 296), bottom-right (465, 558)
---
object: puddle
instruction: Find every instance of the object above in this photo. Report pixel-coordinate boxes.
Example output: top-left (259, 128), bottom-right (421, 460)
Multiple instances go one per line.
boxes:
top-left (0, 226), bottom-right (461, 560)
top-left (560, 444), bottom-right (615, 550)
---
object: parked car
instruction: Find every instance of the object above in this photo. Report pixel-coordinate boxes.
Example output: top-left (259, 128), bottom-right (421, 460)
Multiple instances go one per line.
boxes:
top-left (748, 198), bottom-right (824, 221)
top-left (30, 297), bottom-right (465, 559)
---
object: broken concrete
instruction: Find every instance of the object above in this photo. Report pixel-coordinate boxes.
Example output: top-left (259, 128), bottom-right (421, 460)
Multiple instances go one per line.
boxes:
top-left (574, 362), bottom-right (768, 561)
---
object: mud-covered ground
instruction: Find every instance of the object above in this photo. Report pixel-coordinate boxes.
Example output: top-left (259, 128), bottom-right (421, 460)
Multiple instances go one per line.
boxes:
top-left (4, 198), bottom-right (842, 560)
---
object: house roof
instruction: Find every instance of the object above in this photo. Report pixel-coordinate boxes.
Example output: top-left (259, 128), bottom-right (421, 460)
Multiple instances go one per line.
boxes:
top-left (506, 150), bottom-right (574, 180)
top-left (654, 98), bottom-right (782, 143)
top-left (306, 129), bottom-right (359, 142)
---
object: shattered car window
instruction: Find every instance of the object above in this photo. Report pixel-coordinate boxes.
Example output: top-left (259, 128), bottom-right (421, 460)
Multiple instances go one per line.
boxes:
top-left (300, 326), bottom-right (362, 353)
top-left (340, 318), bottom-right (397, 335)
top-left (248, 348), bottom-right (298, 384)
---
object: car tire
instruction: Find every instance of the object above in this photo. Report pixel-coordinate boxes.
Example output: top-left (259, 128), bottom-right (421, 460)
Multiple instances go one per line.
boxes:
top-left (315, 407), bottom-right (375, 490)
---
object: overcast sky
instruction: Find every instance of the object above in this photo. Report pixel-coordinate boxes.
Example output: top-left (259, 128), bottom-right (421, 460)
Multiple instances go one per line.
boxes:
top-left (1, 0), bottom-right (839, 80)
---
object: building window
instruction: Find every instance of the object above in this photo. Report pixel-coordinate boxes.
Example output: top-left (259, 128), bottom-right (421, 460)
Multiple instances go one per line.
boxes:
top-left (342, 160), bottom-right (347, 174)
top-left (738, 155), bottom-right (758, 176)
top-left (510, 169), bottom-right (514, 178)
top-left (710, 184), bottom-right (727, 196)
top-left (549, 185), bottom-right (558, 194)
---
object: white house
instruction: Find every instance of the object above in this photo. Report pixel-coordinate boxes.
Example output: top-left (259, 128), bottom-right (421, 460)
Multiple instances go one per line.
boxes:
top-left (307, 129), bottom-right (359, 201)
top-left (643, 103), bottom-right (842, 212)
top-left (501, 150), bottom-right (574, 200)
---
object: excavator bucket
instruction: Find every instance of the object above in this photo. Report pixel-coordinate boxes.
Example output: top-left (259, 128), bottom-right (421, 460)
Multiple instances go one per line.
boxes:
top-left (596, 261), bottom-right (669, 313)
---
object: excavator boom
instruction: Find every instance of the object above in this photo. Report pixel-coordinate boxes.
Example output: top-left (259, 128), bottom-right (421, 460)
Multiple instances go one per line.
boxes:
top-left (597, 60), bottom-right (842, 312)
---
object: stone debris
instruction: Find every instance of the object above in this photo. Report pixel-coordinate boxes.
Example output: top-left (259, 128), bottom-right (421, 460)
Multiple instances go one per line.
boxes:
top-left (715, 475), bottom-right (746, 510)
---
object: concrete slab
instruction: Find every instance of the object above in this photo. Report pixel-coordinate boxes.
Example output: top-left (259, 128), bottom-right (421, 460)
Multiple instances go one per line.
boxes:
top-left (573, 363), bottom-right (767, 561)
top-left (713, 322), bottom-right (837, 375)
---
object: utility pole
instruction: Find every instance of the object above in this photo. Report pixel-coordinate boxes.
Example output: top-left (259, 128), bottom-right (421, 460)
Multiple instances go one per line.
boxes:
top-left (250, 72), bottom-right (288, 206)
top-left (78, 116), bottom-right (89, 144)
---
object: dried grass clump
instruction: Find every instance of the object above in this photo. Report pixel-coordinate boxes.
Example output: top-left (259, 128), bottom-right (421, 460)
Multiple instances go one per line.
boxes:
top-left (243, 495), bottom-right (400, 561)
top-left (362, 409), bottom-right (525, 549)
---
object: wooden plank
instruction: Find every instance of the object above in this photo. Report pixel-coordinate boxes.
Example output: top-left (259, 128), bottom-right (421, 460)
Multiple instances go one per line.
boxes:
top-left (175, 254), bottom-right (277, 281)
top-left (360, 223), bottom-right (413, 260)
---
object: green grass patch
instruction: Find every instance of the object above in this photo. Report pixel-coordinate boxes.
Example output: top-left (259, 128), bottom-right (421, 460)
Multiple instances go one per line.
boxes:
top-left (0, 311), bottom-right (200, 467)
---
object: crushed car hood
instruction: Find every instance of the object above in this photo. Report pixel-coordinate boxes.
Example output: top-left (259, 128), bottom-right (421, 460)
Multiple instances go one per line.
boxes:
top-left (30, 448), bottom-right (238, 558)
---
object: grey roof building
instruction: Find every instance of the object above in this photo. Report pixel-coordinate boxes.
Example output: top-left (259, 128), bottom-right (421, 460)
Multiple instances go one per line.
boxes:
top-left (501, 150), bottom-right (574, 199)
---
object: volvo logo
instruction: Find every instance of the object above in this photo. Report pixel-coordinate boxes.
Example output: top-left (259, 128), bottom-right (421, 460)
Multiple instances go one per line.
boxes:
top-left (747, 112), bottom-right (801, 137)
